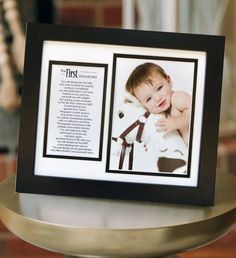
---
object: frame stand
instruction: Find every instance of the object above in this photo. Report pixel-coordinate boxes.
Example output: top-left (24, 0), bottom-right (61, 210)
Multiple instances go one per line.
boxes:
top-left (0, 171), bottom-right (235, 258)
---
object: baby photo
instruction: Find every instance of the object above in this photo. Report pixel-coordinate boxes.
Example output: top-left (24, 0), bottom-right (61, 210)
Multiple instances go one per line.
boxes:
top-left (108, 54), bottom-right (196, 177)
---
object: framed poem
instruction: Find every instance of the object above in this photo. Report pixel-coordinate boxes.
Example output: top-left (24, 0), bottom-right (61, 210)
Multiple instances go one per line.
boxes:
top-left (16, 23), bottom-right (225, 206)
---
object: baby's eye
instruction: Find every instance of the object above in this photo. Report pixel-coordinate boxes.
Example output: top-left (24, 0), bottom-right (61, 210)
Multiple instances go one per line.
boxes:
top-left (146, 97), bottom-right (151, 103)
top-left (157, 85), bottom-right (163, 91)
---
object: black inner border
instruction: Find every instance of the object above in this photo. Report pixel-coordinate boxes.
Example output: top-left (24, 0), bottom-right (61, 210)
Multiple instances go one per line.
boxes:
top-left (106, 53), bottom-right (198, 179)
top-left (42, 60), bottom-right (108, 161)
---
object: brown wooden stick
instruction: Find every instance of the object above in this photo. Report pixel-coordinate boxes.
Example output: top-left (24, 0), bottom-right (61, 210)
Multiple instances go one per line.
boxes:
top-left (3, 0), bottom-right (25, 73)
top-left (0, 23), bottom-right (21, 112)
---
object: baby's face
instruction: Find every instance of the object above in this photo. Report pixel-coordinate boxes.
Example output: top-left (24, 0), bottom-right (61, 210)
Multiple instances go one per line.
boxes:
top-left (134, 72), bottom-right (172, 114)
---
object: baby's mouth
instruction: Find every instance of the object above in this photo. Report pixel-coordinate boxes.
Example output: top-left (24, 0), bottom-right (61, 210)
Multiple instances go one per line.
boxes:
top-left (158, 98), bottom-right (166, 108)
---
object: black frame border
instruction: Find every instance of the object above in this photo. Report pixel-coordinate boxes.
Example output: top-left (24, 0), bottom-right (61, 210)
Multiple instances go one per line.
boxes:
top-left (16, 23), bottom-right (225, 206)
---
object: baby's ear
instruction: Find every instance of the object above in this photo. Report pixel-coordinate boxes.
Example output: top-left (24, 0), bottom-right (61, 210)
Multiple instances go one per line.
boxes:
top-left (123, 91), bottom-right (141, 106)
top-left (167, 75), bottom-right (172, 85)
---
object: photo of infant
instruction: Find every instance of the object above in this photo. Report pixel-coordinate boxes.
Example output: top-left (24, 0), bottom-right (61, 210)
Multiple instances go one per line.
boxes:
top-left (108, 55), bottom-right (196, 177)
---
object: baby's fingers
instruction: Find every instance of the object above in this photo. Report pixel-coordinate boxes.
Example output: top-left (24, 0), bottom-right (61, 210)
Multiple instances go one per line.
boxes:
top-left (156, 118), bottom-right (165, 126)
top-left (156, 126), bottom-right (166, 132)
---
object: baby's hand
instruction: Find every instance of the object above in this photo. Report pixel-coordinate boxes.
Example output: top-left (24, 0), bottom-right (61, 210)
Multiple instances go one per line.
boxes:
top-left (156, 117), bottom-right (177, 134)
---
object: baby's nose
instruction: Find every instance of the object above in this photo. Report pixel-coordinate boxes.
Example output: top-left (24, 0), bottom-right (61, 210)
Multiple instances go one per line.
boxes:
top-left (154, 93), bottom-right (161, 102)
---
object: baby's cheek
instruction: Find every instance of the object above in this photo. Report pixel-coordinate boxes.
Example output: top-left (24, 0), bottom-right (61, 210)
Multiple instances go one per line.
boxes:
top-left (149, 107), bottom-right (156, 113)
top-left (146, 105), bottom-right (153, 113)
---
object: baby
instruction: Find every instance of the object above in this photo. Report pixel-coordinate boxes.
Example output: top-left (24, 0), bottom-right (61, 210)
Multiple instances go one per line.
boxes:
top-left (125, 62), bottom-right (191, 145)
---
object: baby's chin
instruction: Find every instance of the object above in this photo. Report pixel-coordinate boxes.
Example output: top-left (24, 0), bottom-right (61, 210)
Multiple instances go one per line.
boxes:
top-left (149, 109), bottom-right (162, 114)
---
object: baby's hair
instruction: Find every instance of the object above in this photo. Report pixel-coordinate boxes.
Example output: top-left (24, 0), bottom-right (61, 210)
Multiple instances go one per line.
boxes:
top-left (125, 62), bottom-right (168, 95)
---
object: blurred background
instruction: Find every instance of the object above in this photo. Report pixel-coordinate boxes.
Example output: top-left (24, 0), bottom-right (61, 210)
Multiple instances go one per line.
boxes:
top-left (0, 0), bottom-right (235, 257)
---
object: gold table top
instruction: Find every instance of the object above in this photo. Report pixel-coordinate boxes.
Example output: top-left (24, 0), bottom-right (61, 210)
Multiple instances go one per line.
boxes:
top-left (0, 171), bottom-right (236, 257)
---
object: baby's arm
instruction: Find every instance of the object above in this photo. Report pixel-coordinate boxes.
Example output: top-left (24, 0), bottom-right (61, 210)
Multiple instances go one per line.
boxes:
top-left (156, 91), bottom-right (191, 134)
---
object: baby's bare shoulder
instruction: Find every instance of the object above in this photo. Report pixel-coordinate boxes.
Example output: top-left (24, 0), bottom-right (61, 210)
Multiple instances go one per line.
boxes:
top-left (172, 91), bottom-right (191, 109)
top-left (172, 90), bottom-right (189, 98)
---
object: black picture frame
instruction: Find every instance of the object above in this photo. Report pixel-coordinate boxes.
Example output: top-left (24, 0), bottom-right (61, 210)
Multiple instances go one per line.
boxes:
top-left (16, 23), bottom-right (225, 206)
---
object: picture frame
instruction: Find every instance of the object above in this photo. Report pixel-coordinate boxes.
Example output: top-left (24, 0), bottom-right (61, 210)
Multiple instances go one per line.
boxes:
top-left (16, 23), bottom-right (225, 206)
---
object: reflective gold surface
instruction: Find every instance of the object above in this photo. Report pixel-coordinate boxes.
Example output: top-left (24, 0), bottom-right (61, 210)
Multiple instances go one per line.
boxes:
top-left (0, 170), bottom-right (236, 257)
